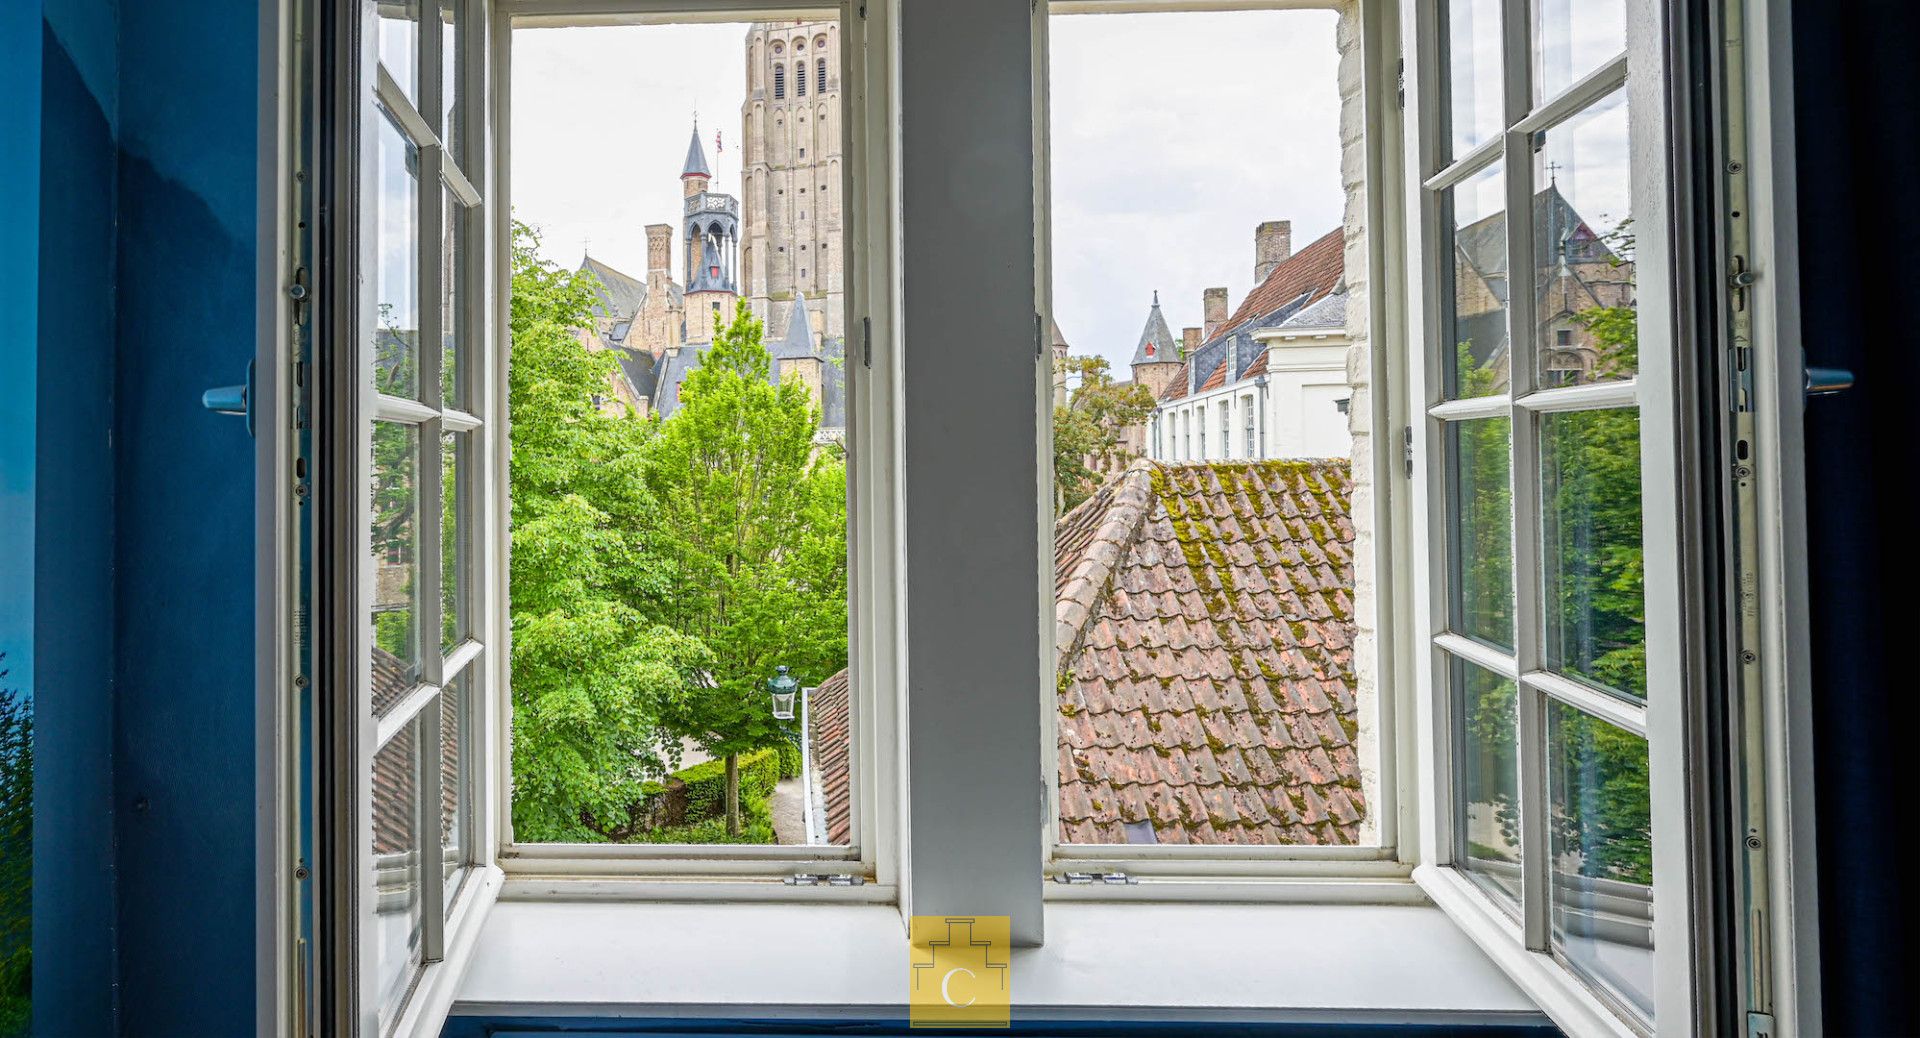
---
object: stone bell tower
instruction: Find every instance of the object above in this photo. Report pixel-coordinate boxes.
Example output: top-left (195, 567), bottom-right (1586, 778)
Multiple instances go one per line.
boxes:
top-left (740, 20), bottom-right (845, 339)
top-left (680, 120), bottom-right (740, 344)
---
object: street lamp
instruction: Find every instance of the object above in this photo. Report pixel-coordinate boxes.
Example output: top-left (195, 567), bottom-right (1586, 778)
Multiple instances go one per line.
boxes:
top-left (768, 664), bottom-right (798, 721)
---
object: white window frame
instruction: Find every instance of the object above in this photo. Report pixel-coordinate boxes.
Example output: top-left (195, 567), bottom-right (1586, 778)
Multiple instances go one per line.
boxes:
top-left (484, 0), bottom-right (901, 900)
top-left (1038, 0), bottom-right (1412, 891)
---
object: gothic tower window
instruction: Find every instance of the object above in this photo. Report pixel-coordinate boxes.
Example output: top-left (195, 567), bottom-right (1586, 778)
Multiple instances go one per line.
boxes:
top-left (817, 58), bottom-right (827, 94)
top-left (773, 63), bottom-right (785, 99)
top-left (797, 63), bottom-right (807, 95)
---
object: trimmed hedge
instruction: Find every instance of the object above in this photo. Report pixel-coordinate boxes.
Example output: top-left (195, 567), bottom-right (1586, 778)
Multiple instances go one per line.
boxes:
top-left (642, 740), bottom-right (802, 828)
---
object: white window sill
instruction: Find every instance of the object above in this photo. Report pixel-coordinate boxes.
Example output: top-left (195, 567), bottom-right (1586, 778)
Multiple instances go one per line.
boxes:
top-left (449, 898), bottom-right (1548, 1026)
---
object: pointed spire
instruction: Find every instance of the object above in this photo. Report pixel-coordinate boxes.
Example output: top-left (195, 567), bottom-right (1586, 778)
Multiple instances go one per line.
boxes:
top-left (1132, 292), bottom-right (1176, 366)
top-left (782, 299), bottom-right (816, 355)
top-left (682, 119), bottom-right (712, 180)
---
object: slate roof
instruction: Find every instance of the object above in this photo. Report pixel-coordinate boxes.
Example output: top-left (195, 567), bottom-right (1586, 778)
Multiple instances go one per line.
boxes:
top-left (808, 671), bottom-right (853, 845)
top-left (808, 459), bottom-right (1364, 847)
top-left (682, 123), bottom-right (712, 179)
top-left (580, 255), bottom-right (651, 322)
top-left (616, 346), bottom-right (658, 402)
top-left (1131, 292), bottom-right (1179, 366)
top-left (649, 313), bottom-right (847, 430)
top-left (1053, 460), bottom-right (1363, 845)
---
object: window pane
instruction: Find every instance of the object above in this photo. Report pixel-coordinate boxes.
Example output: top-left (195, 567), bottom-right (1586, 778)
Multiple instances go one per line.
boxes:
top-left (1447, 417), bottom-right (1514, 650)
top-left (1443, 161), bottom-right (1509, 398)
top-left (1531, 0), bottom-right (1626, 104)
top-left (440, 429), bottom-right (470, 654)
top-left (377, 0), bottom-right (421, 108)
top-left (370, 719), bottom-right (422, 1031)
top-left (1532, 90), bottom-right (1636, 389)
top-left (440, 0), bottom-right (461, 157)
top-left (440, 192), bottom-right (465, 410)
top-left (1548, 701), bottom-right (1655, 1024)
top-left (440, 669), bottom-right (468, 905)
top-left (1452, 657), bottom-right (1520, 913)
top-left (372, 421), bottom-right (421, 701)
top-left (375, 109), bottom-right (421, 399)
top-left (1444, 0), bottom-right (1504, 158)
top-left (1540, 408), bottom-right (1645, 700)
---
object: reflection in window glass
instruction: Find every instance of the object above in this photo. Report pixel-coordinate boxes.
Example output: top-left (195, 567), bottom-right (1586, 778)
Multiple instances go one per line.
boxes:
top-left (370, 718), bottom-right (422, 1032)
top-left (441, 430), bottom-right (469, 654)
top-left (441, 191), bottom-right (464, 408)
top-left (0, 653), bottom-right (27, 1031)
top-left (1444, 161), bottom-right (1509, 398)
top-left (1533, 90), bottom-right (1636, 389)
top-left (1541, 408), bottom-right (1645, 700)
top-left (378, 0), bottom-right (421, 105)
top-left (440, 0), bottom-right (461, 155)
top-left (1444, 0), bottom-right (1504, 157)
top-left (1531, 0), bottom-right (1626, 104)
top-left (372, 421), bottom-right (421, 698)
top-left (440, 671), bottom-right (467, 905)
top-left (1453, 658), bottom-right (1520, 913)
top-left (1447, 417), bottom-right (1513, 650)
top-left (1548, 701), bottom-right (1655, 1024)
top-left (375, 109), bottom-right (421, 399)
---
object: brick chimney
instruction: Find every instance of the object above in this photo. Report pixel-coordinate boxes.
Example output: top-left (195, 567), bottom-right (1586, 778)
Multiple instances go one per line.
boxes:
top-left (1182, 327), bottom-right (1202, 355)
top-left (1202, 287), bottom-right (1230, 340)
top-left (646, 224), bottom-right (673, 274)
top-left (1255, 220), bottom-right (1293, 283)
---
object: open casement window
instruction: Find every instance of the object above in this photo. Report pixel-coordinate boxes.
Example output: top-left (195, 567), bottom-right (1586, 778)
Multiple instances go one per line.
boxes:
top-left (1406, 0), bottom-right (1717, 1031)
top-left (307, 0), bottom-right (498, 1033)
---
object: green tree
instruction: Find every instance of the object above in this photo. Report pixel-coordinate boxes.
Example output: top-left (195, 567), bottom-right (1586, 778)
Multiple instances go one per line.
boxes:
top-left (0, 653), bottom-right (29, 1035)
top-left (506, 223), bottom-right (709, 842)
top-left (1053, 354), bottom-right (1156, 512)
top-left (644, 302), bottom-right (847, 836)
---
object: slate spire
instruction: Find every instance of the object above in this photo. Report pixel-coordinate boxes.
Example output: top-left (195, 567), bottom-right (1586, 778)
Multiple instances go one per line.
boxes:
top-left (682, 119), bottom-right (712, 180)
top-left (1131, 291), bottom-right (1178, 366)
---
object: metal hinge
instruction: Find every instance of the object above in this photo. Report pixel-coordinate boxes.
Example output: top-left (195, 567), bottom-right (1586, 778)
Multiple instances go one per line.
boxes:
top-left (1053, 870), bottom-right (1136, 885)
top-left (785, 872), bottom-right (865, 887)
top-left (1402, 425), bottom-right (1414, 479)
top-left (862, 315), bottom-right (872, 368)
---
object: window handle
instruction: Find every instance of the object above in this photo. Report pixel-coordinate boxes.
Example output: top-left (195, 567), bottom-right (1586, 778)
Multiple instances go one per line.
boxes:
top-left (1804, 364), bottom-right (1854, 398)
top-left (202, 359), bottom-right (256, 437)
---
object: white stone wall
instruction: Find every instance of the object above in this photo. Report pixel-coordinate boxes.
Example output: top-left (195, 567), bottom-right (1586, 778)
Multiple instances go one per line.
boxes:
top-left (1334, 0), bottom-right (1380, 846)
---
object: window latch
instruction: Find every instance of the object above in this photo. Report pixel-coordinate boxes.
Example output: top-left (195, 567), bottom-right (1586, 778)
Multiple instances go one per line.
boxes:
top-left (785, 872), bottom-right (865, 887)
top-left (1053, 870), bottom-right (1136, 885)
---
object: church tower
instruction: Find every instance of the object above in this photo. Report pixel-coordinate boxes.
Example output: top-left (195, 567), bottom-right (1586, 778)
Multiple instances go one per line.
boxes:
top-left (740, 21), bottom-right (844, 339)
top-left (680, 121), bottom-right (740, 344)
top-left (1130, 292), bottom-right (1183, 400)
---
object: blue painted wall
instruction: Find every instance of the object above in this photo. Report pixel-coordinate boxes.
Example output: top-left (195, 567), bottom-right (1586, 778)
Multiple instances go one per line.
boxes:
top-left (33, 4), bottom-right (120, 1034)
top-left (23, 1), bottom-right (259, 1033)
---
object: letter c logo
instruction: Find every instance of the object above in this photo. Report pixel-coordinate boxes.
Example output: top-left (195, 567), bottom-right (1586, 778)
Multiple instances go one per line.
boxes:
top-left (940, 967), bottom-right (976, 1007)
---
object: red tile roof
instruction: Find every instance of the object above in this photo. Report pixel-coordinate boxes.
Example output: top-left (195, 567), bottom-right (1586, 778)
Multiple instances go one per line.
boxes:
top-left (1053, 460), bottom-right (1363, 845)
top-left (809, 670), bottom-right (853, 845)
top-left (1160, 361), bottom-right (1191, 401)
top-left (1223, 228), bottom-right (1344, 332)
top-left (809, 459), bottom-right (1364, 847)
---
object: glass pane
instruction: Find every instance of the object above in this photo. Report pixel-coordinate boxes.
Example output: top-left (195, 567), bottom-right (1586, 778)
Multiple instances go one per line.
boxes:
top-left (1548, 702), bottom-right (1655, 1024)
top-left (440, 0), bottom-right (461, 156)
top-left (372, 421), bottom-right (422, 702)
top-left (1453, 657), bottom-right (1520, 913)
top-left (1532, 90), bottom-right (1636, 388)
top-left (1540, 408), bottom-right (1645, 700)
top-left (440, 669), bottom-right (467, 904)
top-left (1532, 0), bottom-right (1626, 104)
top-left (1444, 161), bottom-right (1509, 398)
top-left (1447, 417), bottom-right (1514, 650)
top-left (1444, 0), bottom-right (1504, 158)
top-left (440, 191), bottom-right (463, 408)
top-left (375, 109), bottom-right (421, 399)
top-left (377, 0), bottom-right (420, 106)
top-left (370, 719), bottom-right (423, 1030)
top-left (440, 429), bottom-right (469, 654)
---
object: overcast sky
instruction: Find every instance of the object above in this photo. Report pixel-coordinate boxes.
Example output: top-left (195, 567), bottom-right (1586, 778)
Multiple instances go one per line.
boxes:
top-left (511, 10), bottom-right (1343, 374)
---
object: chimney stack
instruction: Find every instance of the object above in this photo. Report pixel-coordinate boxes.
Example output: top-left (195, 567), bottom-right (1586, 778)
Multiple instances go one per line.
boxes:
top-left (1182, 327), bottom-right (1202, 355)
top-left (1202, 287), bottom-right (1230, 340)
top-left (646, 224), bottom-right (673, 275)
top-left (1254, 220), bottom-right (1293, 283)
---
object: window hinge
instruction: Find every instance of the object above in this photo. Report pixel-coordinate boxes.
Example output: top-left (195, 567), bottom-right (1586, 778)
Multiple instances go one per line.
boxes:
top-left (1053, 870), bottom-right (1136, 885)
top-left (1402, 425), bottom-right (1414, 480)
top-left (785, 871), bottom-right (865, 887)
top-left (862, 315), bottom-right (872, 368)
top-left (1746, 1011), bottom-right (1776, 1038)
